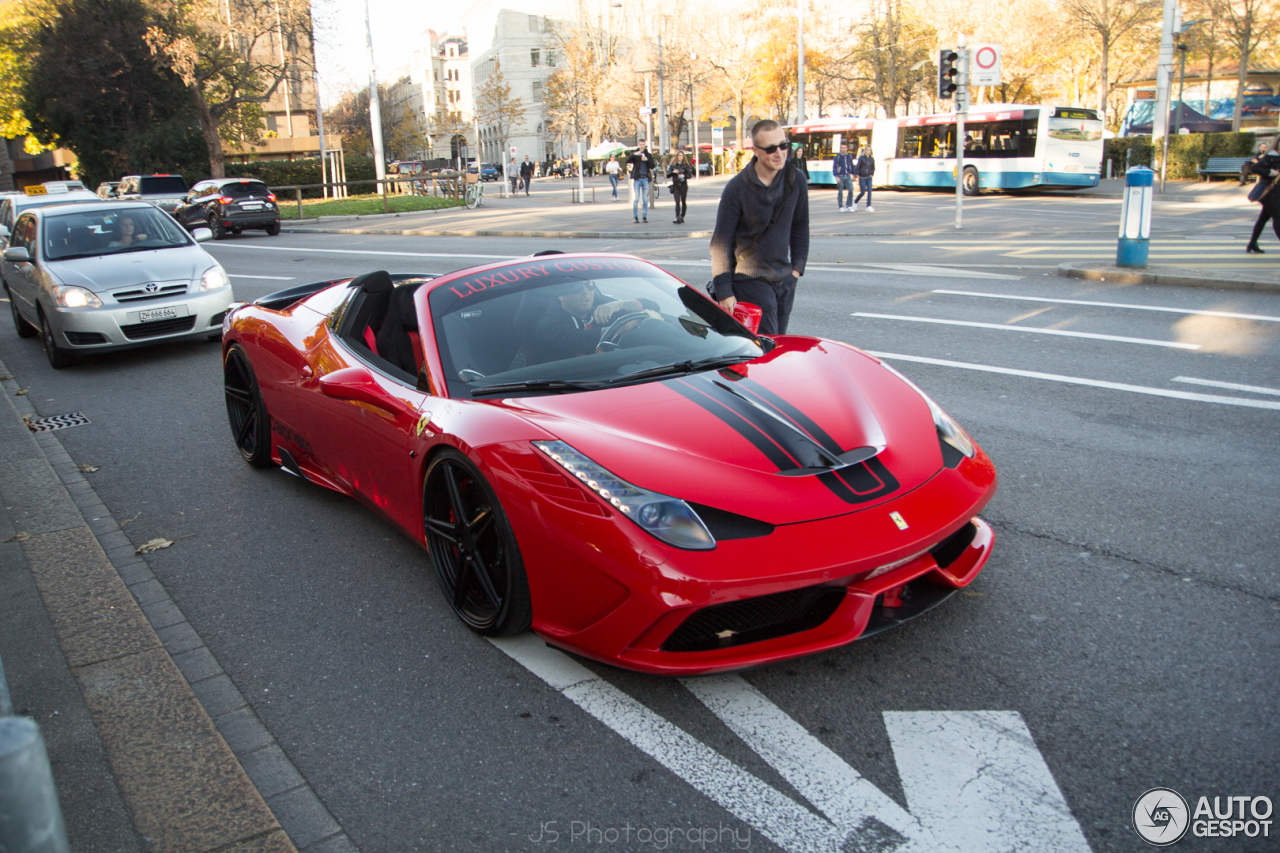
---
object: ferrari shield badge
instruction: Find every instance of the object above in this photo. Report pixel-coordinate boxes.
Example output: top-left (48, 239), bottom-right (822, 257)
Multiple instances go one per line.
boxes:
top-left (414, 413), bottom-right (432, 437)
top-left (889, 511), bottom-right (909, 530)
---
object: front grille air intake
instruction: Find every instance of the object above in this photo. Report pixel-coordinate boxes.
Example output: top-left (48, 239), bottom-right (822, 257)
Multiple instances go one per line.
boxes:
top-left (121, 316), bottom-right (197, 340)
top-left (661, 584), bottom-right (845, 652)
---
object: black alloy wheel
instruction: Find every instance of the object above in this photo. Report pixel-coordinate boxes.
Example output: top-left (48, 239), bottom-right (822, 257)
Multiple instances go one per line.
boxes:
top-left (223, 344), bottom-right (273, 466)
top-left (210, 215), bottom-right (227, 240)
top-left (423, 449), bottom-right (531, 636)
top-left (7, 286), bottom-right (36, 338)
top-left (39, 310), bottom-right (74, 369)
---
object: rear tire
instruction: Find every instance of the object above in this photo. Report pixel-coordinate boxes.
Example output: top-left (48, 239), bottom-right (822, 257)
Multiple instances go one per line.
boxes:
top-left (423, 449), bottom-right (531, 636)
top-left (39, 310), bottom-right (74, 369)
top-left (962, 166), bottom-right (980, 196)
top-left (223, 344), bottom-right (273, 467)
top-left (265, 222), bottom-right (280, 236)
top-left (7, 285), bottom-right (36, 338)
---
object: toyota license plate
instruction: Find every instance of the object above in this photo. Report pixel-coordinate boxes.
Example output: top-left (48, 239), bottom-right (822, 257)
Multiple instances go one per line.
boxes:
top-left (139, 306), bottom-right (178, 323)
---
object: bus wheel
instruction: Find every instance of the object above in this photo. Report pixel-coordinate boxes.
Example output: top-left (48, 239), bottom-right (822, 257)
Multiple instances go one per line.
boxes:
top-left (962, 167), bottom-right (980, 196)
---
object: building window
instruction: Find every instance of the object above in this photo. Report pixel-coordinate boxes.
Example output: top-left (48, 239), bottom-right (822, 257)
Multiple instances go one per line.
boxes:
top-left (531, 48), bottom-right (540, 67)
top-left (434, 70), bottom-right (439, 81)
top-left (546, 50), bottom-right (556, 67)
top-left (532, 81), bottom-right (542, 102)
top-left (528, 14), bottom-right (540, 32)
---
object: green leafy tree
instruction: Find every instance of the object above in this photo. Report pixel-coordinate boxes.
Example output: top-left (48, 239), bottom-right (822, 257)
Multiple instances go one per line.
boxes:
top-left (21, 0), bottom-right (205, 188)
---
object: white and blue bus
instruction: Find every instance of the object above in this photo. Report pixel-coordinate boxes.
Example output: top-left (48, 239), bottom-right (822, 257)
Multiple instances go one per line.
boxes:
top-left (789, 104), bottom-right (1104, 194)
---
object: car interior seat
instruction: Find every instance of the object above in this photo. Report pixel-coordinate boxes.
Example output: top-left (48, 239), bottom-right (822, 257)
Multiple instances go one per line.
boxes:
top-left (375, 283), bottom-right (424, 375)
top-left (338, 271), bottom-right (394, 354)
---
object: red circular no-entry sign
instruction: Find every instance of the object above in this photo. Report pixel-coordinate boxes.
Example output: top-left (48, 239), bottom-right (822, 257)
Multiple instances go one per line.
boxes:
top-left (975, 46), bottom-right (998, 70)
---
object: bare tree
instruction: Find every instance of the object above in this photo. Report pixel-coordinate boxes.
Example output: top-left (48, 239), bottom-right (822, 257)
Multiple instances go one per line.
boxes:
top-left (1061, 0), bottom-right (1160, 122)
top-left (1203, 0), bottom-right (1278, 129)
top-left (474, 58), bottom-right (524, 167)
top-left (145, 0), bottom-right (314, 177)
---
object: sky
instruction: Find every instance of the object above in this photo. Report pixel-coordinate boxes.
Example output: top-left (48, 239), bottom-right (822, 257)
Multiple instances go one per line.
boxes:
top-left (312, 0), bottom-right (463, 104)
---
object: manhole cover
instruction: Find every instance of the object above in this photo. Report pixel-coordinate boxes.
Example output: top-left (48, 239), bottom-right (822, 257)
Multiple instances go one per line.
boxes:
top-left (25, 412), bottom-right (90, 432)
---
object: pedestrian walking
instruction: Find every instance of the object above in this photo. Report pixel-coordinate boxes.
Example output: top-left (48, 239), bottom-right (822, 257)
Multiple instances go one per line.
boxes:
top-left (708, 120), bottom-right (809, 336)
top-left (509, 158), bottom-right (519, 195)
top-left (1246, 137), bottom-right (1280, 253)
top-left (852, 145), bottom-right (875, 211)
top-left (626, 142), bottom-right (658, 223)
top-left (832, 141), bottom-right (855, 212)
top-left (520, 156), bottom-right (535, 195)
top-left (606, 155), bottom-right (621, 200)
top-left (668, 151), bottom-right (694, 223)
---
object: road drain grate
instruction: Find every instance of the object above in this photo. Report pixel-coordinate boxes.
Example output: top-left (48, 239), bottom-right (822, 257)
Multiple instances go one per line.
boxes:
top-left (25, 412), bottom-right (91, 432)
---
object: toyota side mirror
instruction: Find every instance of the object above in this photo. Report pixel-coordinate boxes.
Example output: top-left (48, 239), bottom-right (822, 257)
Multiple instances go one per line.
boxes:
top-left (192, 227), bottom-right (213, 242)
top-left (4, 246), bottom-right (31, 263)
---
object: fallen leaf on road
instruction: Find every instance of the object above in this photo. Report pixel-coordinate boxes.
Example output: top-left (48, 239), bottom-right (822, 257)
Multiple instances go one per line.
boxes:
top-left (14, 388), bottom-right (28, 396)
top-left (77, 463), bottom-right (100, 473)
top-left (4, 532), bottom-right (30, 543)
top-left (0, 374), bottom-right (12, 380)
top-left (135, 533), bottom-right (193, 554)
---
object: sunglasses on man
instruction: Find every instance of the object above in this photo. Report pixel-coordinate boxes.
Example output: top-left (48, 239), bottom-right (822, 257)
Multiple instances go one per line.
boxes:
top-left (755, 140), bottom-right (790, 155)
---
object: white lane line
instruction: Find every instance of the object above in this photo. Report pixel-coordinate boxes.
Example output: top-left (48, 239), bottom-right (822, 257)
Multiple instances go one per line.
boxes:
top-left (683, 676), bottom-right (920, 839)
top-left (856, 264), bottom-right (1023, 280)
top-left (489, 635), bottom-right (848, 853)
top-left (228, 274), bottom-right (296, 280)
top-left (932, 289), bottom-right (1280, 323)
top-left (885, 712), bottom-right (1092, 853)
top-left (853, 312), bottom-right (1200, 349)
top-left (869, 351), bottom-right (1280, 410)
top-left (206, 244), bottom-right (518, 259)
top-left (1173, 376), bottom-right (1280, 396)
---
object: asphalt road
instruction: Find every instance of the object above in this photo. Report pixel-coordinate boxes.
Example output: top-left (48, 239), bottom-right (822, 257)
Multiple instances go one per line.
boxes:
top-left (1, 213), bottom-right (1277, 852)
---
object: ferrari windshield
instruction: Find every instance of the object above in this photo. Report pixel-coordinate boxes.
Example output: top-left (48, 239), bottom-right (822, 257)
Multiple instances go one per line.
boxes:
top-left (44, 207), bottom-right (191, 261)
top-left (428, 255), bottom-right (767, 398)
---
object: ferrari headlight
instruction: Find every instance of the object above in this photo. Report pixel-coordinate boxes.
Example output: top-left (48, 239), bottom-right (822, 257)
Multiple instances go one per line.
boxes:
top-left (534, 440), bottom-right (715, 550)
top-left (199, 264), bottom-right (230, 292)
top-left (53, 285), bottom-right (102, 308)
top-left (881, 362), bottom-right (975, 459)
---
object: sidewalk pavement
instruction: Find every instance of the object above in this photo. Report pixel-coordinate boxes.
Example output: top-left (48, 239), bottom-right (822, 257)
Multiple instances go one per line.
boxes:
top-left (0, 356), bottom-right (352, 852)
top-left (278, 175), bottom-right (1278, 294)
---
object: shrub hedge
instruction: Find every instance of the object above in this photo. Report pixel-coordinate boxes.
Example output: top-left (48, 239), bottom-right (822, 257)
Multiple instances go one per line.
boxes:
top-left (1104, 132), bottom-right (1258, 180)
top-left (219, 156), bottom-right (378, 198)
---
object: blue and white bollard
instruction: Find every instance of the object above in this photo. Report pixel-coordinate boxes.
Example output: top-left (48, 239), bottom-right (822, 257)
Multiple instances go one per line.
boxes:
top-left (1116, 166), bottom-right (1154, 267)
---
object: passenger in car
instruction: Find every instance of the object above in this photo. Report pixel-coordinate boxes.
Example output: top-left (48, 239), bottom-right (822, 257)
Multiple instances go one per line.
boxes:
top-left (108, 214), bottom-right (148, 248)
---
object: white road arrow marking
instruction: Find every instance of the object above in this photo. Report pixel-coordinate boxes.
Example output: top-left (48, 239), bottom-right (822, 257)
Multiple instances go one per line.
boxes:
top-left (885, 711), bottom-right (1092, 852)
top-left (491, 637), bottom-right (1093, 853)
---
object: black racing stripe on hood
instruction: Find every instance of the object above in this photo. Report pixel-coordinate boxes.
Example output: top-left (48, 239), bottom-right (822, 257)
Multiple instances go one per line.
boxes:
top-left (681, 374), bottom-right (839, 471)
top-left (820, 456), bottom-right (900, 504)
top-left (716, 374), bottom-right (843, 455)
top-left (668, 378), bottom-right (801, 471)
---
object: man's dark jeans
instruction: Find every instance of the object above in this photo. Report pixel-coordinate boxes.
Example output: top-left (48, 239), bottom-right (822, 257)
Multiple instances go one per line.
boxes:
top-left (731, 275), bottom-right (797, 335)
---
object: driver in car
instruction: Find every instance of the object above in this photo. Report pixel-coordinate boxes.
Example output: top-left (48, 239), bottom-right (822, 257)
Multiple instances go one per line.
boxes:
top-left (529, 281), bottom-right (660, 363)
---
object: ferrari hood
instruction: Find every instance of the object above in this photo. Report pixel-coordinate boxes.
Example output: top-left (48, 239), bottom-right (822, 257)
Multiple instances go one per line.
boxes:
top-left (49, 246), bottom-right (214, 293)
top-left (504, 340), bottom-right (946, 525)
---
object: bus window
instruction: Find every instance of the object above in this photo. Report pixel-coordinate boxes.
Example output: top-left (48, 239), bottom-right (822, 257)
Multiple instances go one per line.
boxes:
top-left (898, 125), bottom-right (952, 159)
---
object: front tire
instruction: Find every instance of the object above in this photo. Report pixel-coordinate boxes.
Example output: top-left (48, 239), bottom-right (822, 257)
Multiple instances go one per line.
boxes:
top-left (423, 449), bottom-right (531, 636)
top-left (962, 166), bottom-right (980, 196)
top-left (223, 344), bottom-right (273, 467)
top-left (7, 285), bottom-right (36, 338)
top-left (39, 310), bottom-right (74, 369)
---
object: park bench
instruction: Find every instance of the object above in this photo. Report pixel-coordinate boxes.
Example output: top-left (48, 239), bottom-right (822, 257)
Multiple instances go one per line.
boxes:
top-left (1196, 157), bottom-right (1254, 181)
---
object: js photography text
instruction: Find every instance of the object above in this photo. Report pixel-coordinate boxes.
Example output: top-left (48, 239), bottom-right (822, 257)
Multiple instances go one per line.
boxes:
top-left (529, 820), bottom-right (752, 849)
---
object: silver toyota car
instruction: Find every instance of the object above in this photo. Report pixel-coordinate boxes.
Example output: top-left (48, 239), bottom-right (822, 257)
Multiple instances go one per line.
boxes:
top-left (2, 201), bottom-right (233, 368)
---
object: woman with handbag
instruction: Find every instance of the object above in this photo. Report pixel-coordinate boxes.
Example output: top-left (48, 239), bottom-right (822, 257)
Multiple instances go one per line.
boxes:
top-left (668, 150), bottom-right (694, 224)
top-left (1246, 137), bottom-right (1280, 254)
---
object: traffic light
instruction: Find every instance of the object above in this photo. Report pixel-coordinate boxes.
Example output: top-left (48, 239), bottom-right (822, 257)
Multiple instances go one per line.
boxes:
top-left (938, 49), bottom-right (959, 99)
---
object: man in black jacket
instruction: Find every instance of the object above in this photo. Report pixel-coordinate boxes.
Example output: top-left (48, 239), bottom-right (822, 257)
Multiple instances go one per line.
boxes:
top-left (519, 156), bottom-right (535, 195)
top-left (708, 120), bottom-right (809, 335)
top-left (529, 282), bottom-right (659, 363)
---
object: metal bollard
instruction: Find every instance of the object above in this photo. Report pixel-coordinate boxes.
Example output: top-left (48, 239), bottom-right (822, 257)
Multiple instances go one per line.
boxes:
top-left (1116, 165), bottom-right (1154, 268)
top-left (0, 718), bottom-right (70, 853)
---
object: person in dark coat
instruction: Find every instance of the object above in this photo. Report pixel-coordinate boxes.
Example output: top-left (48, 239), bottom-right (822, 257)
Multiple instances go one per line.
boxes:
top-left (519, 156), bottom-right (535, 195)
top-left (529, 282), bottom-right (659, 363)
top-left (1246, 137), bottom-right (1280, 254)
top-left (668, 151), bottom-right (694, 224)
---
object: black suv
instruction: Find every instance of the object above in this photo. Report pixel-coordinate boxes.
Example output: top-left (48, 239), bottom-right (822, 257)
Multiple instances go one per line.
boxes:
top-left (176, 178), bottom-right (281, 239)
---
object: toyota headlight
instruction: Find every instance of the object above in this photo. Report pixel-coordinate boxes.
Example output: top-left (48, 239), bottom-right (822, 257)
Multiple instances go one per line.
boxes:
top-left (53, 285), bottom-right (102, 308)
top-left (881, 362), bottom-right (975, 459)
top-left (534, 440), bottom-right (715, 550)
top-left (199, 265), bottom-right (230, 292)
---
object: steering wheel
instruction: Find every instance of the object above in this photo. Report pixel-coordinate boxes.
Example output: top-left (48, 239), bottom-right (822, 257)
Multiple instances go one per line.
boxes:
top-left (597, 311), bottom-right (652, 351)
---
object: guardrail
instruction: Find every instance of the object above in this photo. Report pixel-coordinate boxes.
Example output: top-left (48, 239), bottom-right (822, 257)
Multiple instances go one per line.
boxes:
top-left (269, 172), bottom-right (467, 219)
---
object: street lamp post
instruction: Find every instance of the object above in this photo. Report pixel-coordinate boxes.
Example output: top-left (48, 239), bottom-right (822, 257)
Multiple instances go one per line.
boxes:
top-left (1163, 19), bottom-right (1209, 186)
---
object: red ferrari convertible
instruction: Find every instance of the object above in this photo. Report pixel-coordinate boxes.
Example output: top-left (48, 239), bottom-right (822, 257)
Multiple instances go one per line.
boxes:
top-left (222, 253), bottom-right (997, 675)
